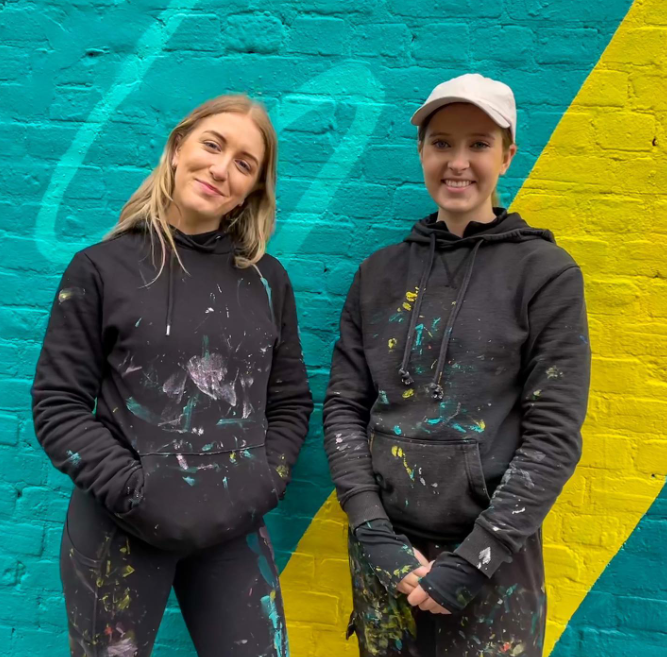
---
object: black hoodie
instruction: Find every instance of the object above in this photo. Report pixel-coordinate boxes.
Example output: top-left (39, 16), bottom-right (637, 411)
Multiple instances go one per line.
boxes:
top-left (324, 210), bottom-right (590, 579)
top-left (32, 226), bottom-right (313, 551)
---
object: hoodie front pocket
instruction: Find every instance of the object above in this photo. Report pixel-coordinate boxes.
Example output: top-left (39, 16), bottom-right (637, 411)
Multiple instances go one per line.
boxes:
top-left (117, 442), bottom-right (279, 551)
top-left (371, 431), bottom-right (490, 540)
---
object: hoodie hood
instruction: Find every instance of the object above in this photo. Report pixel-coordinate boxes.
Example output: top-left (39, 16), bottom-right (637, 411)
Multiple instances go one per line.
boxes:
top-left (399, 210), bottom-right (556, 399)
top-left (405, 209), bottom-right (555, 247)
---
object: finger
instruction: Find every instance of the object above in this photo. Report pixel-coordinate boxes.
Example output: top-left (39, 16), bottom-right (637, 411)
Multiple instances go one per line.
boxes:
top-left (419, 598), bottom-right (436, 611)
top-left (434, 604), bottom-right (451, 615)
top-left (413, 548), bottom-right (429, 567)
top-left (407, 586), bottom-right (429, 606)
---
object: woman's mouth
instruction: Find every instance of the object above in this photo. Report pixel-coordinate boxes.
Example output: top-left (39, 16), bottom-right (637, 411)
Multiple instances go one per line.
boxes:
top-left (442, 179), bottom-right (475, 192)
top-left (196, 179), bottom-right (223, 196)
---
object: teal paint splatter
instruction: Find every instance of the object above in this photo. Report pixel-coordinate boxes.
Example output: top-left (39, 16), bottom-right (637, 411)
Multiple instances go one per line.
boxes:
top-left (393, 426), bottom-right (402, 436)
top-left (135, 318), bottom-right (142, 327)
top-left (378, 390), bottom-right (389, 405)
top-left (222, 476), bottom-right (229, 490)
top-left (413, 323), bottom-right (425, 348)
top-left (247, 532), bottom-right (277, 588)
top-left (241, 449), bottom-right (253, 459)
top-left (389, 312), bottom-right (404, 323)
top-left (431, 317), bottom-right (441, 331)
top-left (451, 423), bottom-right (467, 434)
top-left (426, 418), bottom-right (442, 426)
top-left (202, 443), bottom-right (214, 452)
top-left (261, 591), bottom-right (288, 657)
top-left (126, 397), bottom-right (157, 423)
top-left (183, 476), bottom-right (196, 486)
top-left (216, 418), bottom-right (251, 426)
top-left (181, 395), bottom-right (198, 433)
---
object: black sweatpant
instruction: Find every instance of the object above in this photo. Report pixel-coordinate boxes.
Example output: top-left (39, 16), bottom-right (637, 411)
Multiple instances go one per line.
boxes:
top-left (60, 488), bottom-right (288, 657)
top-left (348, 529), bottom-right (546, 657)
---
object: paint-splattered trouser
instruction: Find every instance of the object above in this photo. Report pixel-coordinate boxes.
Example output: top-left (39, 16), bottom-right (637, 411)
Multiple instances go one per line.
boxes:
top-left (348, 529), bottom-right (546, 657)
top-left (60, 488), bottom-right (288, 657)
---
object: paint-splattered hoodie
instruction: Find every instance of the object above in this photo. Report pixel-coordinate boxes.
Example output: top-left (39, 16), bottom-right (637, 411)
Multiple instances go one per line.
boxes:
top-left (324, 210), bottom-right (590, 582)
top-left (32, 225), bottom-right (313, 551)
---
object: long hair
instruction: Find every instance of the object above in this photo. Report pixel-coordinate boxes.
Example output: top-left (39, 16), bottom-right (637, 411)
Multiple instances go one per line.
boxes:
top-left (107, 95), bottom-right (278, 276)
top-left (417, 109), bottom-right (514, 208)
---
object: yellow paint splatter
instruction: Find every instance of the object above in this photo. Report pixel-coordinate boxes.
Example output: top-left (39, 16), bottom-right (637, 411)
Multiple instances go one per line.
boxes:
top-left (276, 464), bottom-right (289, 479)
top-left (116, 589), bottom-right (131, 611)
top-left (402, 389), bottom-right (415, 399)
top-left (388, 338), bottom-right (397, 351)
top-left (402, 302), bottom-right (412, 311)
top-left (391, 445), bottom-right (415, 480)
top-left (405, 290), bottom-right (418, 303)
top-left (121, 565), bottom-right (135, 578)
top-left (474, 419), bottom-right (486, 432)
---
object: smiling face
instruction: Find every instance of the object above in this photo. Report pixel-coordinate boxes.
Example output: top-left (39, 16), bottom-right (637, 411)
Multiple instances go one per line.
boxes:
top-left (169, 112), bottom-right (266, 234)
top-left (419, 103), bottom-right (516, 229)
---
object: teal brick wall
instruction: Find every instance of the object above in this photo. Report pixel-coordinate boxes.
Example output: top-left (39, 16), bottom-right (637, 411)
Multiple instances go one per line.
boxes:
top-left (3, 0), bottom-right (662, 655)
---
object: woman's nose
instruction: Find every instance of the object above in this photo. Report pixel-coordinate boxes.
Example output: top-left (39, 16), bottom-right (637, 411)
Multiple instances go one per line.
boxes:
top-left (210, 157), bottom-right (231, 181)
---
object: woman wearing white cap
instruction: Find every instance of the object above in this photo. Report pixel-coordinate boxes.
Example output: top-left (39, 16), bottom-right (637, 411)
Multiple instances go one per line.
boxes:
top-left (324, 74), bottom-right (590, 656)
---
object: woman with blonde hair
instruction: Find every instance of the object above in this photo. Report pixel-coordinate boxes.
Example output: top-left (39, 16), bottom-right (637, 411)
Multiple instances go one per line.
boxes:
top-left (32, 95), bottom-right (312, 657)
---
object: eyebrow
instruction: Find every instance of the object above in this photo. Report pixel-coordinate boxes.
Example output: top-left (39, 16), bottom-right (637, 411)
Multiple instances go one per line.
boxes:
top-left (429, 131), bottom-right (496, 139)
top-left (203, 130), bottom-right (261, 166)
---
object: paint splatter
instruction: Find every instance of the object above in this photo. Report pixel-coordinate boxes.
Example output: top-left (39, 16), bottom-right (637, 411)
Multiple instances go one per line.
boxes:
top-left (378, 390), bottom-right (389, 404)
top-left (546, 366), bottom-right (564, 380)
top-left (402, 389), bottom-right (414, 399)
top-left (186, 351), bottom-right (236, 403)
top-left (247, 532), bottom-right (277, 588)
top-left (477, 547), bottom-right (492, 569)
top-left (107, 637), bottom-right (138, 657)
top-left (66, 450), bottom-right (82, 468)
top-left (391, 445), bottom-right (414, 480)
top-left (183, 476), bottom-right (196, 486)
top-left (393, 425), bottom-right (402, 436)
top-left (58, 287), bottom-right (85, 303)
top-left (388, 338), bottom-right (397, 351)
top-left (260, 590), bottom-right (287, 657)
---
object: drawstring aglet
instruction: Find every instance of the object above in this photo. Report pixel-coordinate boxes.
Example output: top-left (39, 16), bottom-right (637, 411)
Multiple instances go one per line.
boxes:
top-left (429, 383), bottom-right (444, 400)
top-left (399, 369), bottom-right (414, 386)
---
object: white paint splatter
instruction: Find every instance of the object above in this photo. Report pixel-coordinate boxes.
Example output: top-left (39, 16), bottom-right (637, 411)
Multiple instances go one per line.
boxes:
top-left (512, 507), bottom-right (526, 515)
top-left (163, 370), bottom-right (187, 401)
top-left (186, 353), bottom-right (237, 404)
top-left (205, 307), bottom-right (214, 313)
top-left (477, 547), bottom-right (492, 569)
top-left (176, 454), bottom-right (189, 470)
top-left (107, 637), bottom-right (138, 657)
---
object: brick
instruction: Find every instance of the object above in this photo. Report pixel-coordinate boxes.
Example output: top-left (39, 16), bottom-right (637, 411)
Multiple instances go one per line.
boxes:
top-left (473, 26), bottom-right (535, 67)
top-left (605, 28), bottom-right (667, 67)
top-left (165, 14), bottom-right (222, 52)
top-left (354, 23), bottom-right (411, 59)
top-left (387, 0), bottom-right (502, 18)
top-left (287, 17), bottom-right (351, 56)
top-left (411, 24), bottom-right (470, 65)
top-left (0, 520), bottom-right (44, 557)
top-left (536, 28), bottom-right (601, 65)
top-left (224, 13), bottom-right (286, 54)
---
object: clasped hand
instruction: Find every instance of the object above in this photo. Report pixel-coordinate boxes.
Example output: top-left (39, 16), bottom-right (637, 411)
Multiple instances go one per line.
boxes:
top-left (396, 549), bottom-right (451, 615)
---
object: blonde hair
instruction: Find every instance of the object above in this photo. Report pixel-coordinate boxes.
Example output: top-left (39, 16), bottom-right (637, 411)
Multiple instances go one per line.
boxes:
top-left (417, 107), bottom-right (514, 208)
top-left (108, 94), bottom-right (278, 275)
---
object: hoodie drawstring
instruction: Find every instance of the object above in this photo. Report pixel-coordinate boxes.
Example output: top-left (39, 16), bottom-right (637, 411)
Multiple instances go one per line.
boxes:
top-left (165, 251), bottom-right (175, 337)
top-left (429, 239), bottom-right (483, 400)
top-left (399, 234), bottom-right (436, 386)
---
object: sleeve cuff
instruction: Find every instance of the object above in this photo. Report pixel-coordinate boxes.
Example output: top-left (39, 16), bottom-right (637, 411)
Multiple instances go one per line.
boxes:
top-left (454, 524), bottom-right (513, 578)
top-left (342, 491), bottom-right (389, 529)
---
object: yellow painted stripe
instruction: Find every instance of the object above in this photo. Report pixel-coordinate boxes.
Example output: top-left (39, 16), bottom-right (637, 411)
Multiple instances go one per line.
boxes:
top-left (512, 0), bottom-right (667, 652)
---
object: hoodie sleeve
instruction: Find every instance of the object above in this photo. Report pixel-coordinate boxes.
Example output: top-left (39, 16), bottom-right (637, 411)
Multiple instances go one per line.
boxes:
top-left (454, 265), bottom-right (590, 578)
top-left (324, 269), bottom-right (390, 528)
top-left (264, 269), bottom-right (313, 498)
top-left (32, 252), bottom-right (142, 514)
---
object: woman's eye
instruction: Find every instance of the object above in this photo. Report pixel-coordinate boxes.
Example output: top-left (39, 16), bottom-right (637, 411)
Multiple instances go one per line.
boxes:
top-left (433, 140), bottom-right (449, 149)
top-left (472, 142), bottom-right (490, 149)
top-left (204, 141), bottom-right (220, 151)
top-left (237, 160), bottom-right (252, 173)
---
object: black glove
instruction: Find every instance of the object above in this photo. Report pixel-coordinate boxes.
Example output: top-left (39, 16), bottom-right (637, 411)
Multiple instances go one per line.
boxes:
top-left (353, 518), bottom-right (423, 596)
top-left (419, 551), bottom-right (489, 613)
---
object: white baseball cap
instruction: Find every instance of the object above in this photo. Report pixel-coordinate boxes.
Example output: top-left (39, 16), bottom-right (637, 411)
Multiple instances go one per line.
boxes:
top-left (411, 73), bottom-right (517, 141)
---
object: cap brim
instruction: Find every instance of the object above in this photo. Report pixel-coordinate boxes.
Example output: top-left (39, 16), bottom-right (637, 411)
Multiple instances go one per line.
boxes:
top-left (411, 96), bottom-right (512, 133)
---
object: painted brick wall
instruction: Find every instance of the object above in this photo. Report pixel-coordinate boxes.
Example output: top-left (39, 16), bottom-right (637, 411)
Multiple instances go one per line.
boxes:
top-left (1, 0), bottom-right (665, 655)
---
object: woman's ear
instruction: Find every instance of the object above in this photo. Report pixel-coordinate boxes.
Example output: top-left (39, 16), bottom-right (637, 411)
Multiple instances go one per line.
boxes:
top-left (500, 144), bottom-right (518, 175)
top-left (171, 135), bottom-right (183, 169)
